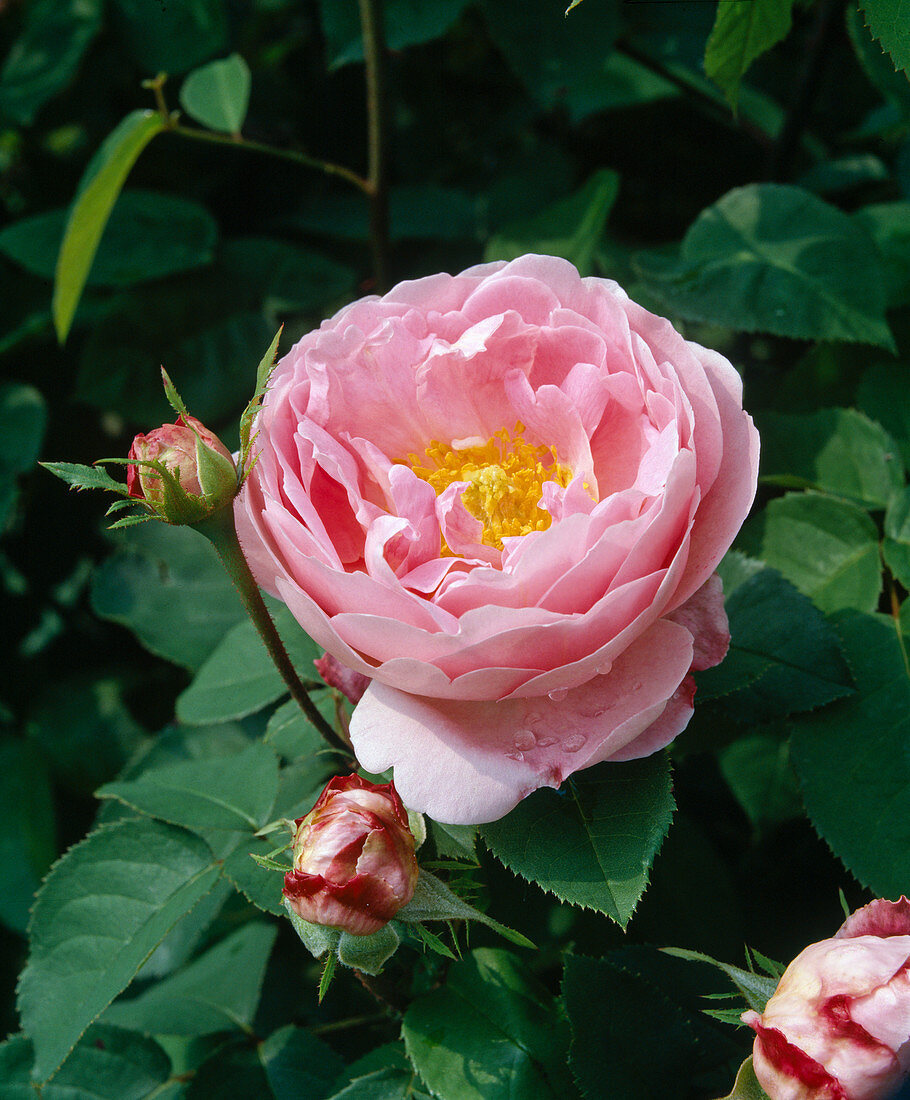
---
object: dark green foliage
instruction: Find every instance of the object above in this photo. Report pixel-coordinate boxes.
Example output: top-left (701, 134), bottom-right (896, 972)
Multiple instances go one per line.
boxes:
top-left (4, 0), bottom-right (910, 1095)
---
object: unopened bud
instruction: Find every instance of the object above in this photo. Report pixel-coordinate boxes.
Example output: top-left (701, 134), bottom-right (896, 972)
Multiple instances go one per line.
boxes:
top-left (283, 774), bottom-right (419, 937)
top-left (127, 415), bottom-right (236, 524)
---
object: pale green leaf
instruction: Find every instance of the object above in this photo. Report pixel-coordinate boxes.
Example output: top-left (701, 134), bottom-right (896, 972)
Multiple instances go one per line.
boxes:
top-left (53, 110), bottom-right (166, 342)
top-left (705, 0), bottom-right (795, 108)
top-left (179, 54), bottom-right (251, 135)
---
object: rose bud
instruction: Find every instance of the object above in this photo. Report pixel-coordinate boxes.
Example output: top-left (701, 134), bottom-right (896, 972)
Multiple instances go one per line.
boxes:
top-left (127, 415), bottom-right (237, 523)
top-left (742, 896), bottom-right (910, 1100)
top-left (283, 774), bottom-right (419, 936)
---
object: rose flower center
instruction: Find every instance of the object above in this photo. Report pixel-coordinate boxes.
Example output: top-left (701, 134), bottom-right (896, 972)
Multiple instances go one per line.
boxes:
top-left (406, 423), bottom-right (572, 551)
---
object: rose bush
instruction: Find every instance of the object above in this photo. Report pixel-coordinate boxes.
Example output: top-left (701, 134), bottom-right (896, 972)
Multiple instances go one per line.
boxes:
top-left (236, 254), bottom-right (759, 823)
top-left (283, 774), bottom-right (419, 936)
top-left (742, 897), bottom-right (910, 1099)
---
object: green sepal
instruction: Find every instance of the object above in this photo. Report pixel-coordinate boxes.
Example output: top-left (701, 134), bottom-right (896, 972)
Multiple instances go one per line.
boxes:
top-left (41, 461), bottom-right (131, 497)
top-left (282, 896), bottom-right (340, 959)
top-left (661, 947), bottom-right (779, 1014)
top-left (194, 431), bottom-right (238, 502)
top-left (160, 367), bottom-right (191, 422)
top-left (239, 327), bottom-right (283, 476)
top-left (397, 869), bottom-right (535, 949)
top-left (337, 924), bottom-right (400, 975)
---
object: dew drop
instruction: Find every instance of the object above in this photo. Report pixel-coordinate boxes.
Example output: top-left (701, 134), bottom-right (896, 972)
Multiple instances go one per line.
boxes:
top-left (514, 729), bottom-right (537, 752)
top-left (631, 681), bottom-right (643, 692)
top-left (595, 661), bottom-right (612, 676)
top-left (548, 687), bottom-right (569, 702)
top-left (563, 733), bottom-right (586, 753)
top-left (536, 736), bottom-right (557, 748)
top-left (505, 750), bottom-right (524, 762)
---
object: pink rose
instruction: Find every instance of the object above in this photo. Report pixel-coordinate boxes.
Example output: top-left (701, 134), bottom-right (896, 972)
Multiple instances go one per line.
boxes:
top-left (236, 254), bottom-right (759, 823)
top-left (743, 897), bottom-right (910, 1100)
top-left (283, 774), bottom-right (418, 936)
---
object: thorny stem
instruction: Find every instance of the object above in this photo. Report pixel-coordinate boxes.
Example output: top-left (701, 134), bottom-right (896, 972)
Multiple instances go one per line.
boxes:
top-left (193, 506), bottom-right (355, 762)
top-left (353, 968), bottom-right (406, 1013)
top-left (358, 0), bottom-right (391, 291)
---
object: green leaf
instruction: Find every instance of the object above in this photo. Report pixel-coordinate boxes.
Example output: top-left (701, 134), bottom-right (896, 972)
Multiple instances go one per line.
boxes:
top-left (564, 949), bottom-right (742, 1098)
top-left (884, 487), bottom-right (910, 588)
top-left (184, 1028), bottom-right (344, 1100)
top-left (111, 0), bottom-right (228, 75)
top-left (696, 568), bottom-right (854, 723)
top-left (26, 674), bottom-right (147, 796)
top-left (790, 611), bottom-right (910, 897)
top-left (18, 818), bottom-right (221, 1082)
top-left (484, 170), bottom-right (619, 275)
top-left (857, 363), bottom-right (910, 468)
top-left (397, 870), bottom-right (534, 948)
top-left (0, 190), bottom-right (217, 288)
top-left (859, 0), bottom-right (910, 76)
top-left (480, 754), bottom-right (674, 927)
top-left (290, 186), bottom-right (478, 243)
top-left (1, 1026), bottom-right (172, 1099)
top-left (103, 922), bottom-right (276, 1035)
top-left (180, 54), bottom-right (252, 135)
top-left (0, 382), bottom-right (47, 528)
top-left (318, 0), bottom-right (471, 68)
top-left (91, 523), bottom-right (246, 671)
top-left (744, 492), bottom-right (882, 614)
top-left (854, 203), bottom-right (910, 308)
top-left (98, 741), bottom-right (279, 834)
top-left (265, 698), bottom-right (327, 760)
top-left (704, 0), bottom-right (795, 108)
top-left (260, 1026), bottom-right (346, 1099)
top-left (53, 111), bottom-right (166, 342)
top-left (758, 408), bottom-right (904, 508)
top-left (718, 735), bottom-right (802, 830)
top-left (328, 1043), bottom-right (431, 1100)
top-left (714, 1057), bottom-right (770, 1100)
top-left (847, 5), bottom-right (910, 115)
top-left (633, 184), bottom-right (895, 349)
top-left (480, 0), bottom-right (622, 121)
top-left (0, 0), bottom-right (102, 125)
top-left (176, 603), bottom-right (322, 724)
top-left (402, 949), bottom-right (575, 1100)
top-left (222, 836), bottom-right (286, 916)
top-left (0, 739), bottom-right (55, 935)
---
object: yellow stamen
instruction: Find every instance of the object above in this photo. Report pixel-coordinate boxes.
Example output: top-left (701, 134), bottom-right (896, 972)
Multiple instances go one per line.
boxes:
top-left (405, 423), bottom-right (573, 552)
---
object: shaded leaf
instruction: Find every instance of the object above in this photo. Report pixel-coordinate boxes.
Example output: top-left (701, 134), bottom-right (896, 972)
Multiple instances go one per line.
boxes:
top-left (744, 492), bottom-right (881, 614)
top-left (0, 739), bottom-right (55, 935)
top-left (705, 0), bottom-right (795, 108)
top-left (0, 191), bottom-right (217, 287)
top-left (633, 184), bottom-right (895, 349)
top-left (696, 568), bottom-right (854, 723)
top-left (18, 818), bottom-right (220, 1082)
top-left (790, 611), bottom-right (910, 897)
top-left (480, 754), bottom-right (674, 926)
top-left (0, 0), bottom-right (102, 125)
top-left (98, 741), bottom-right (280, 833)
top-left (318, 0), bottom-right (471, 67)
top-left (111, 0), bottom-right (227, 75)
top-left (180, 54), bottom-right (251, 135)
top-left (176, 603), bottom-right (322, 725)
top-left (91, 523), bottom-right (246, 671)
top-left (103, 922), bottom-right (277, 1035)
top-left (402, 949), bottom-right (575, 1100)
top-left (485, 170), bottom-right (619, 274)
top-left (884, 486), bottom-right (910, 588)
top-left (859, 0), bottom-right (910, 76)
top-left (758, 408), bottom-right (904, 508)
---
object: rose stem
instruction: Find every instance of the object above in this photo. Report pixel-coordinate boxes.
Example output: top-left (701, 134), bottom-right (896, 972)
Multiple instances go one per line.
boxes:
top-left (358, 0), bottom-right (391, 291)
top-left (194, 506), bottom-right (355, 762)
top-left (144, 73), bottom-right (371, 196)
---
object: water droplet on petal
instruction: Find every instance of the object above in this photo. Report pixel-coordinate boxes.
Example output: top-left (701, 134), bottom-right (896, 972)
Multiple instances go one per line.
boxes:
top-left (505, 750), bottom-right (524, 762)
top-left (514, 729), bottom-right (537, 752)
top-left (548, 687), bottom-right (569, 702)
top-left (563, 733), bottom-right (586, 753)
top-left (595, 661), bottom-right (612, 676)
top-left (536, 735), bottom-right (557, 748)
top-left (631, 681), bottom-right (643, 692)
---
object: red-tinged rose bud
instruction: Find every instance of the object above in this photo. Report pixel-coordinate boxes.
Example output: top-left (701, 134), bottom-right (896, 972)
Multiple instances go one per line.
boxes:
top-left (127, 415), bottom-right (237, 524)
top-left (283, 774), bottom-right (419, 937)
top-left (743, 897), bottom-right (910, 1100)
top-left (314, 653), bottom-right (370, 704)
